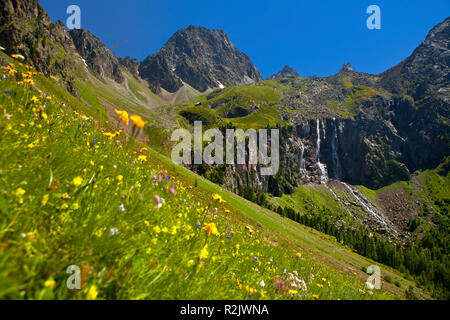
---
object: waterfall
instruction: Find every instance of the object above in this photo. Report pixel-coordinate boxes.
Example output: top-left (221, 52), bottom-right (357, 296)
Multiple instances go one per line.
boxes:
top-left (316, 119), bottom-right (327, 184)
top-left (299, 142), bottom-right (306, 172)
top-left (326, 184), bottom-right (356, 220)
top-left (331, 118), bottom-right (342, 180)
top-left (342, 182), bottom-right (397, 234)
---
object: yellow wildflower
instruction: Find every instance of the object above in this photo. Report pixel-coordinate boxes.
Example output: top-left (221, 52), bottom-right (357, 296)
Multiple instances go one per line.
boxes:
top-left (202, 222), bottom-right (219, 236)
top-left (62, 193), bottom-right (71, 200)
top-left (72, 176), bottom-right (83, 187)
top-left (15, 188), bottom-right (26, 197)
top-left (137, 155), bottom-right (147, 162)
top-left (87, 285), bottom-right (98, 300)
top-left (212, 193), bottom-right (226, 203)
top-left (44, 279), bottom-right (56, 289)
top-left (199, 244), bottom-right (209, 260)
top-left (102, 132), bottom-right (117, 139)
top-left (114, 109), bottom-right (129, 126)
top-left (130, 114), bottom-right (148, 129)
top-left (41, 194), bottom-right (49, 206)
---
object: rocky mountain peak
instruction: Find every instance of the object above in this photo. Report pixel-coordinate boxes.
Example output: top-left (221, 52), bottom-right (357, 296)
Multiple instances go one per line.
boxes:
top-left (118, 56), bottom-right (140, 79)
top-left (380, 17), bottom-right (449, 100)
top-left (0, 0), bottom-right (48, 24)
top-left (267, 65), bottom-right (300, 80)
top-left (340, 62), bottom-right (355, 73)
top-left (139, 25), bottom-right (262, 94)
top-left (69, 29), bottom-right (124, 83)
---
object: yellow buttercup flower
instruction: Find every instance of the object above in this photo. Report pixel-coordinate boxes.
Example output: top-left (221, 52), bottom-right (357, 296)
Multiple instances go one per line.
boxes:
top-left (199, 244), bottom-right (209, 260)
top-left (72, 176), bottom-right (83, 187)
top-left (15, 188), bottom-right (26, 197)
top-left (102, 132), bottom-right (117, 139)
top-left (44, 279), bottom-right (56, 289)
top-left (87, 285), bottom-right (98, 300)
top-left (137, 155), bottom-right (147, 162)
top-left (153, 226), bottom-right (161, 234)
top-left (212, 193), bottom-right (226, 203)
top-left (41, 194), bottom-right (49, 206)
top-left (62, 193), bottom-right (71, 200)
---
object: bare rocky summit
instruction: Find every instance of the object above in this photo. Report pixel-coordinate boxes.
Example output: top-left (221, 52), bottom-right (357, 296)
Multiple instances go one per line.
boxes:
top-left (267, 65), bottom-right (300, 80)
top-left (139, 25), bottom-right (263, 94)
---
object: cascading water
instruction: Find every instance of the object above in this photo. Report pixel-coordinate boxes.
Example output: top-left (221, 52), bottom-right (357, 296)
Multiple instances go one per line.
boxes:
top-left (327, 184), bottom-right (356, 220)
top-left (342, 182), bottom-right (397, 234)
top-left (299, 142), bottom-right (306, 172)
top-left (316, 119), bottom-right (327, 184)
top-left (330, 118), bottom-right (342, 180)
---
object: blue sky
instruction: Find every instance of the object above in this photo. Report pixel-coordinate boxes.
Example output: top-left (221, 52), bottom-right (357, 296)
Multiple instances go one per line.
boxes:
top-left (40, 0), bottom-right (449, 78)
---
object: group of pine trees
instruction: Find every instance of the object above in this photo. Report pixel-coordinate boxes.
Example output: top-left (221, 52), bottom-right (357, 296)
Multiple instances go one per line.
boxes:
top-left (276, 205), bottom-right (449, 299)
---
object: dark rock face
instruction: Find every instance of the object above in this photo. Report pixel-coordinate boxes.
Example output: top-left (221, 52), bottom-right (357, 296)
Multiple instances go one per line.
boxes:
top-left (139, 25), bottom-right (262, 94)
top-left (380, 17), bottom-right (450, 100)
top-left (267, 65), bottom-right (300, 80)
top-left (215, 18), bottom-right (450, 194)
top-left (69, 29), bottom-right (124, 83)
top-left (0, 0), bottom-right (79, 94)
top-left (118, 56), bottom-right (140, 79)
top-left (340, 62), bottom-right (355, 73)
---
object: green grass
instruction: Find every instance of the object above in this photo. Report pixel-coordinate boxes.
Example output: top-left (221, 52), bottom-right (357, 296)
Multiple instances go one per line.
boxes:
top-left (176, 84), bottom-right (285, 130)
top-left (275, 185), bottom-right (350, 221)
top-left (0, 54), bottom-right (424, 300)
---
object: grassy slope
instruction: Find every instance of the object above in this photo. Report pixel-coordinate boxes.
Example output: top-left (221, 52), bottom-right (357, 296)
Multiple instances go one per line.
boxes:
top-left (359, 159), bottom-right (450, 234)
top-left (0, 53), bottom-right (427, 300)
top-left (174, 84), bottom-right (286, 130)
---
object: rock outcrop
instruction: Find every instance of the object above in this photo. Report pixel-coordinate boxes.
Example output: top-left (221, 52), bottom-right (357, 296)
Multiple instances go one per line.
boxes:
top-left (0, 0), bottom-right (79, 94)
top-left (118, 56), bottom-right (140, 79)
top-left (380, 17), bottom-right (450, 101)
top-left (267, 65), bottom-right (300, 79)
top-left (69, 29), bottom-right (124, 83)
top-left (139, 25), bottom-right (263, 94)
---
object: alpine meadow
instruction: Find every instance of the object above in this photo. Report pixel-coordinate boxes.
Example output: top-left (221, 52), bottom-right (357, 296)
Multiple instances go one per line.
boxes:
top-left (0, 0), bottom-right (448, 304)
